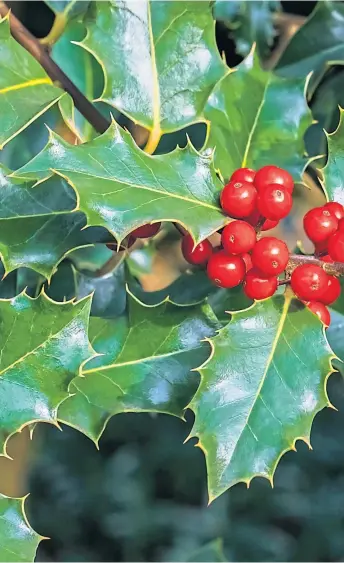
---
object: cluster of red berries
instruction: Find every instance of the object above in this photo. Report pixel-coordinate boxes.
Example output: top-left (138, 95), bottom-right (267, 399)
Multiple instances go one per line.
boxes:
top-left (182, 165), bottom-right (293, 300)
top-left (106, 165), bottom-right (344, 327)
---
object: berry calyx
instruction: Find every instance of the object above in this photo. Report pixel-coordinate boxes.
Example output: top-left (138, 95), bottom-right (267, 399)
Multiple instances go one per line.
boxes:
top-left (303, 207), bottom-right (338, 243)
top-left (220, 180), bottom-right (257, 218)
top-left (207, 251), bottom-right (246, 288)
top-left (181, 234), bottom-right (213, 265)
top-left (242, 252), bottom-right (253, 272)
top-left (290, 264), bottom-right (328, 301)
top-left (257, 184), bottom-right (292, 220)
top-left (320, 275), bottom-right (341, 305)
top-left (243, 268), bottom-right (278, 300)
top-left (251, 236), bottom-right (289, 276)
top-left (230, 167), bottom-right (256, 183)
top-left (324, 201), bottom-right (344, 221)
top-left (306, 302), bottom-right (331, 327)
top-left (328, 231), bottom-right (344, 262)
top-left (254, 165), bottom-right (294, 193)
top-left (221, 220), bottom-right (256, 255)
top-left (131, 223), bottom-right (161, 238)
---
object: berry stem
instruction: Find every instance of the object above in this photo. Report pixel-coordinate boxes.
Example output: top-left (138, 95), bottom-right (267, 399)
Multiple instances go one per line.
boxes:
top-left (288, 254), bottom-right (344, 276)
top-left (255, 215), bottom-right (266, 233)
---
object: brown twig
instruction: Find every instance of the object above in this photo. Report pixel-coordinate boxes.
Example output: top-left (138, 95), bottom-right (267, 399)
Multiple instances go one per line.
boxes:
top-left (0, 1), bottom-right (110, 135)
top-left (288, 254), bottom-right (344, 277)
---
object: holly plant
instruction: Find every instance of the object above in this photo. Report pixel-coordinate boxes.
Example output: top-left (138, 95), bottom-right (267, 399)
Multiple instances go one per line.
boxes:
top-left (1, 0), bottom-right (344, 560)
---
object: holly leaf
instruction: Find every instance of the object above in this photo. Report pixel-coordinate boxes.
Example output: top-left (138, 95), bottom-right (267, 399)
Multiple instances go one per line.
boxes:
top-left (321, 108), bottom-right (344, 204)
top-left (0, 166), bottom-right (112, 278)
top-left (14, 123), bottom-right (226, 244)
top-left (0, 291), bottom-right (93, 453)
top-left (44, 0), bottom-right (90, 20)
top-left (81, 0), bottom-right (226, 142)
top-left (275, 1), bottom-right (344, 79)
top-left (0, 17), bottom-right (63, 149)
top-left (58, 294), bottom-right (219, 444)
top-left (204, 49), bottom-right (312, 181)
top-left (189, 292), bottom-right (335, 501)
top-left (0, 494), bottom-right (43, 562)
top-left (187, 539), bottom-right (227, 563)
top-left (214, 1), bottom-right (280, 60)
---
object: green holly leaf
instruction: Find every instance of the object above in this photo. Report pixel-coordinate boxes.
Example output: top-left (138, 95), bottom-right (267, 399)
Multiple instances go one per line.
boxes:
top-left (14, 124), bottom-right (226, 244)
top-left (0, 166), bottom-right (112, 278)
top-left (52, 21), bottom-right (103, 141)
top-left (0, 292), bottom-right (93, 453)
top-left (45, 0), bottom-right (90, 20)
top-left (214, 1), bottom-right (280, 60)
top-left (275, 1), bottom-right (344, 79)
top-left (0, 494), bottom-right (43, 562)
top-left (321, 108), bottom-right (344, 203)
top-left (58, 294), bottom-right (219, 444)
top-left (204, 49), bottom-right (312, 181)
top-left (0, 17), bottom-right (63, 149)
top-left (189, 292), bottom-right (335, 501)
top-left (81, 0), bottom-right (226, 146)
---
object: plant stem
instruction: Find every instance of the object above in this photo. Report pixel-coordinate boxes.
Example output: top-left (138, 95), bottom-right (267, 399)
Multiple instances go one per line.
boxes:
top-left (288, 254), bottom-right (344, 277)
top-left (0, 1), bottom-right (110, 135)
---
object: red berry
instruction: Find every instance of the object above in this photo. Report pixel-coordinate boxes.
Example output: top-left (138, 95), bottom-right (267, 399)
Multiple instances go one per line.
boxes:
top-left (324, 201), bottom-right (344, 220)
top-left (220, 180), bottom-right (257, 218)
top-left (306, 302), bottom-right (331, 327)
top-left (251, 237), bottom-right (289, 276)
top-left (321, 254), bottom-right (334, 264)
top-left (320, 275), bottom-right (341, 305)
top-left (262, 218), bottom-right (279, 231)
top-left (339, 218), bottom-right (344, 232)
top-left (242, 253), bottom-right (253, 272)
top-left (257, 184), bottom-right (292, 220)
top-left (230, 168), bottom-right (256, 183)
top-left (207, 251), bottom-right (245, 288)
top-left (181, 234), bottom-right (213, 265)
top-left (247, 210), bottom-right (278, 231)
top-left (328, 231), bottom-right (344, 262)
top-left (254, 165), bottom-right (294, 193)
top-left (243, 268), bottom-right (278, 300)
top-left (221, 220), bottom-right (256, 255)
top-left (290, 264), bottom-right (328, 301)
top-left (303, 207), bottom-right (338, 243)
top-left (131, 223), bottom-right (161, 238)
top-left (314, 240), bottom-right (329, 255)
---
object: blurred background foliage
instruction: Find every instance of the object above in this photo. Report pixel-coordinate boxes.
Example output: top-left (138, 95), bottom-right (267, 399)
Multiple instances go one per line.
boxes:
top-left (2, 1), bottom-right (344, 561)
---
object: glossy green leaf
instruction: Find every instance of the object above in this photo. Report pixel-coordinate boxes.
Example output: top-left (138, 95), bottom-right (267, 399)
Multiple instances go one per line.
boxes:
top-left (214, 0), bottom-right (280, 60)
top-left (14, 124), bottom-right (226, 244)
top-left (81, 0), bottom-right (226, 140)
top-left (275, 1), bottom-right (344, 79)
top-left (0, 17), bottom-right (63, 149)
top-left (189, 292), bottom-right (334, 501)
top-left (0, 166), bottom-right (112, 278)
top-left (204, 50), bottom-right (312, 181)
top-left (45, 0), bottom-right (90, 19)
top-left (58, 294), bottom-right (219, 443)
top-left (76, 262), bottom-right (127, 318)
top-left (0, 494), bottom-right (43, 562)
top-left (0, 292), bottom-right (93, 452)
top-left (321, 108), bottom-right (344, 203)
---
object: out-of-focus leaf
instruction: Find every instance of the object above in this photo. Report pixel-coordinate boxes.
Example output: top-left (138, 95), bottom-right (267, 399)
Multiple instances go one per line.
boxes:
top-left (214, 1), bottom-right (280, 59)
top-left (0, 17), bottom-right (63, 148)
top-left (0, 292), bottom-right (93, 452)
top-left (58, 295), bottom-right (219, 443)
top-left (81, 0), bottom-right (226, 141)
top-left (205, 49), bottom-right (311, 180)
top-left (276, 1), bottom-right (344, 79)
top-left (187, 538), bottom-right (227, 562)
top-left (0, 494), bottom-right (43, 562)
top-left (189, 293), bottom-right (334, 501)
top-left (14, 124), bottom-right (226, 245)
